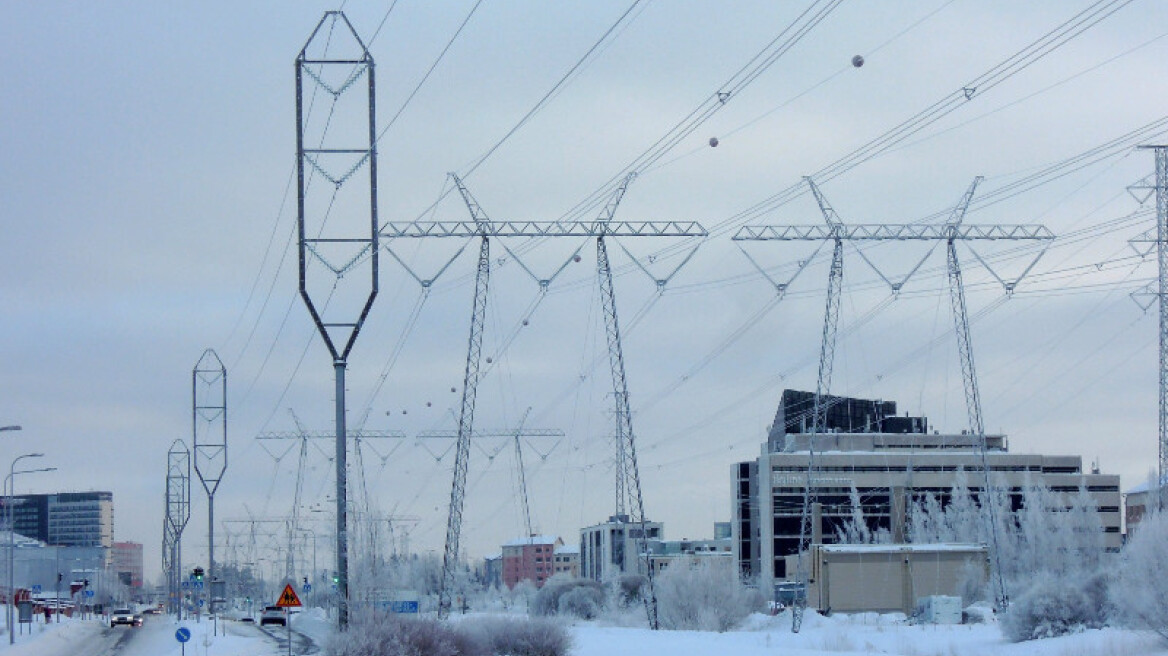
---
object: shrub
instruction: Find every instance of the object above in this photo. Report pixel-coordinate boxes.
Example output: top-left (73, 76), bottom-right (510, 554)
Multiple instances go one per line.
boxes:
top-left (1000, 576), bottom-right (1105, 642)
top-left (327, 614), bottom-right (572, 656)
top-left (326, 614), bottom-right (457, 656)
top-left (459, 616), bottom-right (573, 656)
top-left (655, 560), bottom-right (764, 632)
top-left (531, 576), bottom-right (604, 618)
top-left (1111, 510), bottom-right (1168, 641)
top-left (558, 585), bottom-right (603, 619)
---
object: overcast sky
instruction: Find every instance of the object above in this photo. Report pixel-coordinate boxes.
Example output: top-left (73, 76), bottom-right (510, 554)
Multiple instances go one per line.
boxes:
top-left (4, 0), bottom-right (1168, 584)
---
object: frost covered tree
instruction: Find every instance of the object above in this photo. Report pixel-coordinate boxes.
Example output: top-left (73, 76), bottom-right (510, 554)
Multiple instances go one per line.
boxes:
top-left (1111, 509), bottom-right (1168, 641)
top-left (655, 560), bottom-right (764, 632)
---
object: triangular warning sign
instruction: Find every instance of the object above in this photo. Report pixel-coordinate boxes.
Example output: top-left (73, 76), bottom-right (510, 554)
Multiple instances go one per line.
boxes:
top-left (276, 584), bottom-right (303, 608)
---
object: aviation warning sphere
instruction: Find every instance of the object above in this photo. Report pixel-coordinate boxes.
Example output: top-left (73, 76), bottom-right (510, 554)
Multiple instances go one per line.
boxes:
top-left (852, 55), bottom-right (864, 67)
top-left (709, 137), bottom-right (719, 147)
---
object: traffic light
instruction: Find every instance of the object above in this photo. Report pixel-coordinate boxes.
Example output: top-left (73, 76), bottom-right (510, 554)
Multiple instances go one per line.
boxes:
top-left (332, 573), bottom-right (339, 584)
top-left (57, 573), bottom-right (62, 583)
top-left (303, 577), bottom-right (308, 586)
top-left (193, 567), bottom-right (204, 581)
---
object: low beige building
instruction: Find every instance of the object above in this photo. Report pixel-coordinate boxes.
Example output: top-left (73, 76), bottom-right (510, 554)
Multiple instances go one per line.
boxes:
top-left (784, 543), bottom-right (987, 614)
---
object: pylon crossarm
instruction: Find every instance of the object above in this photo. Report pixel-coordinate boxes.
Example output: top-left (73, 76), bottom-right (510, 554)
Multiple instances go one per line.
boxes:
top-left (733, 224), bottom-right (1054, 241)
top-left (382, 220), bottom-right (707, 238)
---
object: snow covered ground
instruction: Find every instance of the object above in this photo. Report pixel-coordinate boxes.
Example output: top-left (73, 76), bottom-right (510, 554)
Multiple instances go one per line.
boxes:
top-left (1, 606), bottom-right (1165, 655)
top-left (570, 611), bottom-right (1168, 656)
top-left (0, 610), bottom-right (273, 656)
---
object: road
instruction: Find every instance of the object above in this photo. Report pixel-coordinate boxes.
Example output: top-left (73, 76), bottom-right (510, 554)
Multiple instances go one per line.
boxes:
top-left (1, 613), bottom-right (314, 656)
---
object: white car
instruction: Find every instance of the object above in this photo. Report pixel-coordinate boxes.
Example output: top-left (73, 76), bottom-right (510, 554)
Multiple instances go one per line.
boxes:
top-left (110, 609), bottom-right (142, 627)
top-left (260, 606), bottom-right (286, 626)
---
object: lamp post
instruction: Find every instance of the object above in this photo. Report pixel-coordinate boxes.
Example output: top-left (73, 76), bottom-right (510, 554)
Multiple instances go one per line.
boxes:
top-left (0, 427), bottom-right (21, 433)
top-left (7, 453), bottom-right (51, 644)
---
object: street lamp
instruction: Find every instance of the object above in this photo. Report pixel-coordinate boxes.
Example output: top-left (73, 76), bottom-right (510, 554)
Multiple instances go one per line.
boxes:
top-left (7, 454), bottom-right (51, 645)
top-left (0, 426), bottom-right (21, 433)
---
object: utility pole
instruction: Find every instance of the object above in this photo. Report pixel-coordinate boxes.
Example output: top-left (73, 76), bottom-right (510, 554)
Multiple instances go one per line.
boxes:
top-left (193, 350), bottom-right (226, 622)
top-left (295, 10), bottom-right (379, 629)
top-left (382, 174), bottom-right (704, 628)
top-left (735, 177), bottom-right (1053, 630)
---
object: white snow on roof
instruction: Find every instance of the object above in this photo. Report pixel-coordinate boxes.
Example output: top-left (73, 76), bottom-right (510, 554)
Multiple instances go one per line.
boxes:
top-left (818, 543), bottom-right (985, 554)
top-left (502, 535), bottom-right (560, 547)
top-left (554, 544), bottom-right (579, 555)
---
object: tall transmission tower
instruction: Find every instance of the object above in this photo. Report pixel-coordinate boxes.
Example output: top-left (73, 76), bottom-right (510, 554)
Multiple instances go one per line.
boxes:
top-left (1130, 146), bottom-right (1168, 510)
top-left (193, 349), bottom-right (227, 614)
top-left (164, 440), bottom-right (191, 617)
top-left (416, 410), bottom-right (564, 542)
top-left (735, 177), bottom-right (1053, 631)
top-left (295, 10), bottom-right (379, 629)
top-left (382, 175), bottom-right (704, 628)
top-left (255, 418), bottom-right (406, 580)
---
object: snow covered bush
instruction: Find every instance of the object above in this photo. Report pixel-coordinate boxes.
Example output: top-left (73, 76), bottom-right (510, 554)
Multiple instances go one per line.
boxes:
top-left (1000, 576), bottom-right (1106, 642)
top-left (655, 560), bottom-right (764, 632)
top-left (530, 575), bottom-right (604, 618)
top-left (458, 616), bottom-right (574, 656)
top-left (558, 584), bottom-right (603, 619)
top-left (1111, 510), bottom-right (1168, 641)
top-left (326, 613), bottom-right (457, 656)
top-left (326, 613), bottom-right (572, 656)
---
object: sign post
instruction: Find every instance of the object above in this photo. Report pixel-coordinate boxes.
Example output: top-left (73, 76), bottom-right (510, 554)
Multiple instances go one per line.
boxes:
top-left (175, 626), bottom-right (191, 656)
top-left (276, 584), bottom-right (303, 656)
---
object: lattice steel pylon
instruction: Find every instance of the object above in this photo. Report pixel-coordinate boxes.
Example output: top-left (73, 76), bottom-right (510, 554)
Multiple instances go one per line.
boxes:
top-left (164, 440), bottom-right (191, 617)
top-left (1130, 146), bottom-right (1168, 511)
top-left (734, 177), bottom-right (1053, 631)
top-left (438, 173), bottom-right (492, 619)
top-left (193, 349), bottom-right (226, 614)
top-left (382, 176), bottom-right (705, 629)
top-left (255, 415), bottom-right (406, 580)
top-left (295, 10), bottom-right (379, 629)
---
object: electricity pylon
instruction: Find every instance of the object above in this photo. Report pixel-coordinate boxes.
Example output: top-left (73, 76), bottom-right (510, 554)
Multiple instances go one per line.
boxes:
top-left (416, 408), bottom-right (564, 541)
top-left (255, 412), bottom-right (405, 580)
top-left (382, 176), bottom-right (705, 628)
top-left (735, 177), bottom-right (1054, 631)
top-left (164, 440), bottom-right (191, 617)
top-left (1129, 146), bottom-right (1168, 511)
top-left (295, 10), bottom-right (378, 629)
top-left (193, 349), bottom-right (226, 614)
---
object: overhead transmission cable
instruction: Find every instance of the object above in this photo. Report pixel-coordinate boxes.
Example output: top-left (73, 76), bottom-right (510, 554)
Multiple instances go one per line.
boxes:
top-left (705, 0), bottom-right (1136, 239)
top-left (396, 0), bottom-right (652, 227)
top-left (557, 0), bottom-right (846, 224)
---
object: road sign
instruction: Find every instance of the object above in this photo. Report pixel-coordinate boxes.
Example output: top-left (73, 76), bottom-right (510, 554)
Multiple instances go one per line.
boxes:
top-left (31, 585), bottom-right (41, 593)
top-left (182, 581), bottom-right (190, 590)
top-left (84, 590), bottom-right (94, 598)
top-left (175, 627), bottom-right (191, 643)
top-left (197, 599), bottom-right (204, 607)
top-left (390, 600), bottom-right (419, 614)
top-left (302, 583), bottom-right (312, 593)
top-left (276, 584), bottom-right (302, 608)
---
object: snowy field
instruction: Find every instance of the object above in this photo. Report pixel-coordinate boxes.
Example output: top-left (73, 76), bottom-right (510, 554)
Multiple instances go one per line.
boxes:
top-left (1, 607), bottom-right (1166, 656)
top-left (570, 612), bottom-right (1168, 656)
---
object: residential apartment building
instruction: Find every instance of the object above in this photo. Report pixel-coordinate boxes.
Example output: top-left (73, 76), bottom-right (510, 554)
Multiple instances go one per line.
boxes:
top-left (501, 536), bottom-right (562, 589)
top-left (112, 541), bottom-right (144, 588)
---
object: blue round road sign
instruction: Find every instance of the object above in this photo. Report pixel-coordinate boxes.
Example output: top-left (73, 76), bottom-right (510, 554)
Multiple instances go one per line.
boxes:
top-left (176, 627), bottom-right (191, 643)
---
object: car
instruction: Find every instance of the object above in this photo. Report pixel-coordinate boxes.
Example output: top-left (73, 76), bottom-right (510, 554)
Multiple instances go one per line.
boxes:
top-left (110, 609), bottom-right (142, 627)
top-left (260, 606), bottom-right (286, 626)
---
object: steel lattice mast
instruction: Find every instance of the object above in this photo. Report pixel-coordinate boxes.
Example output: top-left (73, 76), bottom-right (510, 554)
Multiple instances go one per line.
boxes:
top-left (734, 177), bottom-right (1053, 631)
top-left (295, 11), bottom-right (378, 629)
top-left (193, 349), bottom-right (226, 615)
top-left (382, 177), bottom-right (704, 629)
top-left (438, 174), bottom-right (492, 618)
top-left (164, 440), bottom-right (191, 617)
